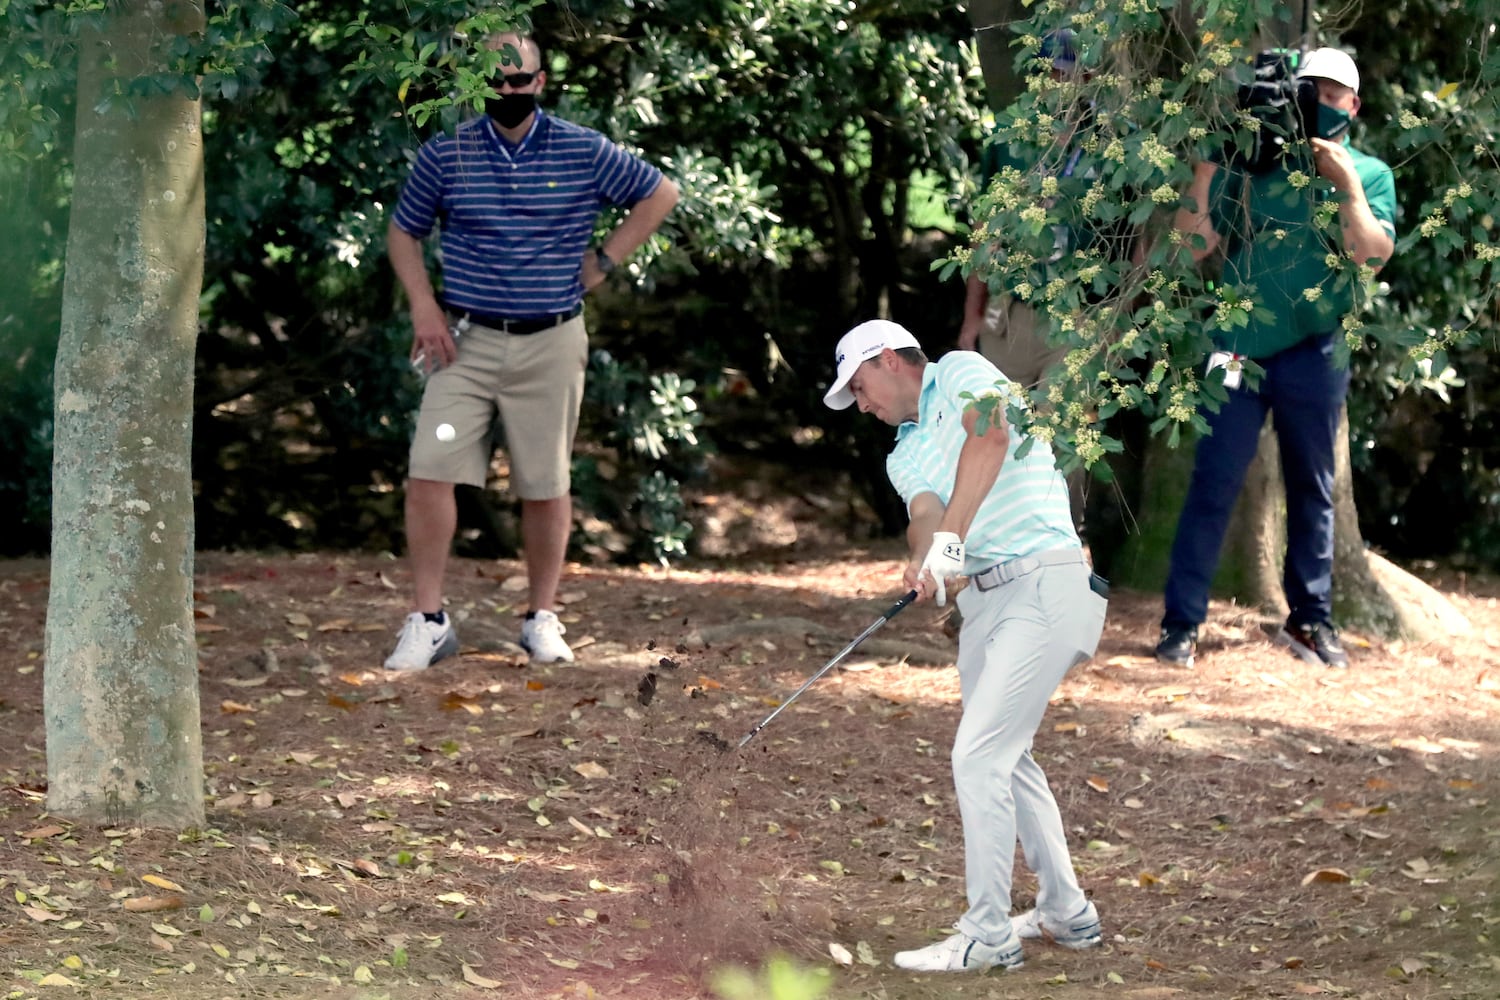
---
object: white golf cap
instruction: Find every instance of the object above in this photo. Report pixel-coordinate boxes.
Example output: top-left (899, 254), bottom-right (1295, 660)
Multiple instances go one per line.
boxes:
top-left (1298, 47), bottom-right (1360, 94)
top-left (823, 319), bottom-right (921, 410)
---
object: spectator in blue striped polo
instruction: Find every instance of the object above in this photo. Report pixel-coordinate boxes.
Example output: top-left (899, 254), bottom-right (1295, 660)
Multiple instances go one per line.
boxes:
top-left (824, 319), bottom-right (1107, 973)
top-left (384, 31), bottom-right (679, 670)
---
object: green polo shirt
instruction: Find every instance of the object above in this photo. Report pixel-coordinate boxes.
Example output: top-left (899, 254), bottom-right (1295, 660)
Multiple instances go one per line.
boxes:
top-left (1208, 141), bottom-right (1397, 358)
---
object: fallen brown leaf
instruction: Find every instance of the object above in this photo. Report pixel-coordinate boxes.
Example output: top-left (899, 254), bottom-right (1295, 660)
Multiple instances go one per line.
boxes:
top-left (37, 973), bottom-right (80, 987)
top-left (442, 692), bottom-right (483, 713)
top-left (462, 964), bottom-right (504, 989)
top-left (123, 895), bottom-right (185, 913)
top-left (22, 905), bottom-right (63, 922)
top-left (1144, 686), bottom-right (1192, 700)
top-left (1300, 867), bottom-right (1352, 886)
top-left (142, 874), bottom-right (185, 892)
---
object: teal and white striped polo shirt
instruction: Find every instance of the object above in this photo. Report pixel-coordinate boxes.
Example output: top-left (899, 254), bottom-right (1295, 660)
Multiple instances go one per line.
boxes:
top-left (886, 352), bottom-right (1078, 571)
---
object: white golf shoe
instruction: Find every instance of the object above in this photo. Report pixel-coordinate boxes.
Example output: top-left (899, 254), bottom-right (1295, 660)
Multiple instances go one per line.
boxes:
top-left (1012, 901), bottom-right (1103, 949)
top-left (893, 930), bottom-right (1023, 973)
top-left (520, 609), bottom-right (574, 663)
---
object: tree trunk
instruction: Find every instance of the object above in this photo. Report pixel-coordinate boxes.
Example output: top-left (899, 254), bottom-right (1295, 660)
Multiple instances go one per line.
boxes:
top-left (1112, 410), bottom-right (1468, 642)
top-left (965, 0), bottom-right (1022, 112)
top-left (46, 0), bottom-right (206, 828)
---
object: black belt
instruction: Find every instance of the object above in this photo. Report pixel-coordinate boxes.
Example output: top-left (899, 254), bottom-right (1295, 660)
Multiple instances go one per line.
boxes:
top-left (447, 304), bottom-right (582, 335)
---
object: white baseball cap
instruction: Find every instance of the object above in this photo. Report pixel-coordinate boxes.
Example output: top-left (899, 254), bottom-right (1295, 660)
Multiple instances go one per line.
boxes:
top-left (1298, 47), bottom-right (1360, 94)
top-left (823, 319), bottom-right (922, 410)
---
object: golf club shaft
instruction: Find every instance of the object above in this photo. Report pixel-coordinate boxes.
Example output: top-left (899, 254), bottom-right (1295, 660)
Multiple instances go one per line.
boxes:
top-left (738, 589), bottom-right (919, 748)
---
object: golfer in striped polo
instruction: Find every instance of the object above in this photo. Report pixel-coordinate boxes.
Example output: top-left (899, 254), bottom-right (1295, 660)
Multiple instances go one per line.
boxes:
top-left (385, 31), bottom-right (678, 671)
top-left (824, 319), bottom-right (1107, 973)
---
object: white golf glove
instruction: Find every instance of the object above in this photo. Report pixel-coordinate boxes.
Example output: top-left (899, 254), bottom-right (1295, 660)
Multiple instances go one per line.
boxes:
top-left (919, 531), bottom-right (965, 606)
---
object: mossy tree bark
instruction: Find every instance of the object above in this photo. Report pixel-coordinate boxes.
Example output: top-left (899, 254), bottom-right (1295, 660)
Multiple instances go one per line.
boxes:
top-left (45, 0), bottom-right (207, 828)
top-left (1110, 411), bottom-right (1465, 642)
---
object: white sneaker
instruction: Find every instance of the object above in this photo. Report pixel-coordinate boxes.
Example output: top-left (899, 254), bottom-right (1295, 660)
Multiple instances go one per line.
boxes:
top-left (384, 612), bottom-right (459, 671)
top-left (520, 609), bottom-right (574, 663)
top-left (893, 931), bottom-right (1023, 973)
top-left (1013, 901), bottom-right (1102, 949)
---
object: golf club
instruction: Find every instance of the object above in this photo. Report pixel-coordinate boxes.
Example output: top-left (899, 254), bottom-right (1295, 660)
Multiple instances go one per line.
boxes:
top-left (735, 588), bottom-right (919, 749)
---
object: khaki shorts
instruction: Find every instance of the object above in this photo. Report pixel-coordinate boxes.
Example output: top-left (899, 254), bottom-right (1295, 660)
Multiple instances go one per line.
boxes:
top-left (977, 297), bottom-right (1067, 391)
top-left (408, 315), bottom-right (588, 498)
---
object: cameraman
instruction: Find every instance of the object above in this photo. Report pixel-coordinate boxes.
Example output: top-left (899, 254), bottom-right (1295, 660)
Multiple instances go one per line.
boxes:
top-left (1155, 47), bottom-right (1396, 669)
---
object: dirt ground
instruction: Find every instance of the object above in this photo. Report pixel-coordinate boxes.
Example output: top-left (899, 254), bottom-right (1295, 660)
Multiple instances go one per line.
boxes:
top-left (2, 541), bottom-right (1499, 1000)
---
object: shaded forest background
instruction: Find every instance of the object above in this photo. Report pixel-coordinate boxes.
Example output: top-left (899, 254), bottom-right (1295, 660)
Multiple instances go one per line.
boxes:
top-left (2, 0), bottom-right (1497, 573)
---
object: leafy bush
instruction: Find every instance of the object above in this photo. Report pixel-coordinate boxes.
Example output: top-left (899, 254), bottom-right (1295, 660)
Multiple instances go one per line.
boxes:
top-left (575, 349), bottom-right (709, 565)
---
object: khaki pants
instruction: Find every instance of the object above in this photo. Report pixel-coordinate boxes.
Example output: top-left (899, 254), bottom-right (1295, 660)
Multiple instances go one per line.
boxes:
top-left (408, 316), bottom-right (588, 498)
top-left (977, 297), bottom-right (1068, 391)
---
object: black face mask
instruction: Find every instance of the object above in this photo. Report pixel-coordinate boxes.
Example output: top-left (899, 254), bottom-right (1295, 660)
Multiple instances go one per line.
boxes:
top-left (487, 93), bottom-right (536, 129)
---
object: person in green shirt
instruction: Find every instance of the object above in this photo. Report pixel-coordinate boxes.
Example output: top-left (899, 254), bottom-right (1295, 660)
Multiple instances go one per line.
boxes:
top-left (1155, 47), bottom-right (1397, 670)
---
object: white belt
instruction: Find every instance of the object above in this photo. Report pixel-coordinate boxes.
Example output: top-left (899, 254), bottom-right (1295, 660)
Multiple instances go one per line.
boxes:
top-left (971, 548), bottom-right (1088, 592)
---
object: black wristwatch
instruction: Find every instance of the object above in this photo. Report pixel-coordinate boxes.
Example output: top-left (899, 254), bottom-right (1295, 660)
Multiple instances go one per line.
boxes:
top-left (594, 248), bottom-right (617, 276)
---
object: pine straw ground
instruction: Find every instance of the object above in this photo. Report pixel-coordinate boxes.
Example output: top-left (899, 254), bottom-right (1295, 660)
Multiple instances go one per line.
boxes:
top-left (1, 544), bottom-right (1498, 1000)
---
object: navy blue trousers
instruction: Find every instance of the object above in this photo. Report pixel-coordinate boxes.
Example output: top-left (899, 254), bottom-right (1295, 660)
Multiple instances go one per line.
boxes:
top-left (1162, 333), bottom-right (1349, 630)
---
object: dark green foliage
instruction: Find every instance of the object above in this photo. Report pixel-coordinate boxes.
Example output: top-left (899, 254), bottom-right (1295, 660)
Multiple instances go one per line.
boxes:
top-left (574, 349), bottom-right (707, 565)
top-left (1334, 2), bottom-right (1500, 565)
top-left (0, 157), bottom-right (65, 555)
top-left (956, 1), bottom-right (1500, 570)
top-left (5, 0), bottom-right (1500, 572)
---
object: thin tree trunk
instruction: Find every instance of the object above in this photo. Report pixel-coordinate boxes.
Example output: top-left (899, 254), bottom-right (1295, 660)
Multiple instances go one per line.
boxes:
top-left (46, 0), bottom-right (206, 827)
top-left (1218, 422), bottom-right (1285, 614)
top-left (965, 0), bottom-right (1022, 112)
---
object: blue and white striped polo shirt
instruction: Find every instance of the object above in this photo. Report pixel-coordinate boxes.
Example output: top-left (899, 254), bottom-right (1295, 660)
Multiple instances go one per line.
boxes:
top-left (392, 110), bottom-right (665, 317)
top-left (886, 352), bottom-right (1078, 571)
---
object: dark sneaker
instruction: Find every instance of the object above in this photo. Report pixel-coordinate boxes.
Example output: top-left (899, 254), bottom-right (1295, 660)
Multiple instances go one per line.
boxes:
top-left (1154, 626), bottom-right (1197, 668)
top-left (1275, 620), bottom-right (1349, 668)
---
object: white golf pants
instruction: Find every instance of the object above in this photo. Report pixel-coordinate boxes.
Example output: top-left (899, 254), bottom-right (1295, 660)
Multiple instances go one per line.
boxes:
top-left (950, 553), bottom-right (1106, 946)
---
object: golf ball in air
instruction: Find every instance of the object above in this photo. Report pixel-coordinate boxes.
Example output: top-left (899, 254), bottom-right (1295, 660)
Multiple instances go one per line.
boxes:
top-left (435, 423), bottom-right (456, 442)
